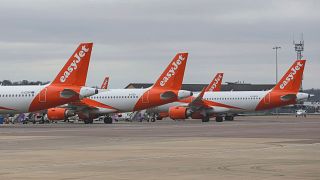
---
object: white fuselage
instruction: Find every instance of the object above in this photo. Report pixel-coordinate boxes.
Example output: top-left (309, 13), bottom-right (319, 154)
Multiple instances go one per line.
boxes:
top-left (0, 85), bottom-right (47, 114)
top-left (87, 88), bottom-right (149, 114)
top-left (148, 91), bottom-right (309, 114)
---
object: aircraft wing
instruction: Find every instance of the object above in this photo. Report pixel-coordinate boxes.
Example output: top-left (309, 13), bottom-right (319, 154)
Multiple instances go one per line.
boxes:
top-left (65, 98), bottom-right (118, 113)
top-left (188, 88), bottom-right (211, 112)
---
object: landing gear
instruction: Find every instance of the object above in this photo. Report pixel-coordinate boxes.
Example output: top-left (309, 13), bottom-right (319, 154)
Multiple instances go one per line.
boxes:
top-left (103, 116), bottom-right (113, 124)
top-left (147, 113), bottom-right (157, 122)
top-left (202, 116), bottom-right (210, 122)
top-left (216, 116), bottom-right (223, 122)
top-left (84, 119), bottom-right (93, 124)
top-left (225, 116), bottom-right (234, 121)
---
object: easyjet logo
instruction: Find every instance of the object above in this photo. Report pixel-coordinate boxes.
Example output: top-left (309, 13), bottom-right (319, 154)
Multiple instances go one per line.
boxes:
top-left (60, 45), bottom-right (90, 83)
top-left (160, 55), bottom-right (185, 87)
top-left (102, 78), bottom-right (109, 89)
top-left (208, 74), bottom-right (223, 91)
top-left (279, 61), bottom-right (304, 89)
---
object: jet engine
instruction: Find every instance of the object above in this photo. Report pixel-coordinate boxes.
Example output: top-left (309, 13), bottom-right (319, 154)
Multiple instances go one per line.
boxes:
top-left (168, 106), bottom-right (190, 120)
top-left (47, 108), bottom-right (75, 120)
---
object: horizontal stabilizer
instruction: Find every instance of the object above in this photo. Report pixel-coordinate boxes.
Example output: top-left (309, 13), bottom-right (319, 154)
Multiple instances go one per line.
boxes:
top-left (160, 91), bottom-right (177, 100)
top-left (281, 94), bottom-right (297, 101)
top-left (60, 89), bottom-right (78, 99)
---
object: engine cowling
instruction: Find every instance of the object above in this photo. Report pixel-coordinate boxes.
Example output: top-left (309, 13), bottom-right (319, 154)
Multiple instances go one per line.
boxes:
top-left (168, 106), bottom-right (188, 120)
top-left (177, 90), bottom-right (193, 99)
top-left (47, 108), bottom-right (74, 121)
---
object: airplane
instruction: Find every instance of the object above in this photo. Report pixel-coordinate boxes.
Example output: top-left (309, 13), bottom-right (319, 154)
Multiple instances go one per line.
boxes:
top-left (47, 52), bottom-right (193, 124)
top-left (147, 60), bottom-right (311, 122)
top-left (101, 76), bottom-right (109, 89)
top-left (0, 43), bottom-right (98, 114)
top-left (146, 72), bottom-right (224, 121)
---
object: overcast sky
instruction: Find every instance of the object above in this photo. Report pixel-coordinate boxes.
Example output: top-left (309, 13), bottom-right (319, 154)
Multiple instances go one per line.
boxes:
top-left (0, 0), bottom-right (319, 89)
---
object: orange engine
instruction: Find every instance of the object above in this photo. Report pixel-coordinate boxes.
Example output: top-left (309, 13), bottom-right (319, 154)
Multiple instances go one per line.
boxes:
top-left (168, 106), bottom-right (188, 120)
top-left (47, 108), bottom-right (72, 121)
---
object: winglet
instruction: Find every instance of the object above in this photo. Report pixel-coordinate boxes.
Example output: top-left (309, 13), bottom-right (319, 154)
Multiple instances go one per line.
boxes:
top-left (189, 87), bottom-right (206, 107)
top-left (51, 43), bottom-right (93, 86)
top-left (101, 76), bottom-right (109, 89)
top-left (205, 73), bottom-right (224, 92)
top-left (273, 60), bottom-right (306, 92)
top-left (153, 53), bottom-right (188, 90)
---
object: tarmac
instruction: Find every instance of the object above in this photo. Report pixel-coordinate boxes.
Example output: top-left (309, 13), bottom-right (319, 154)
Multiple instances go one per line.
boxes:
top-left (0, 115), bottom-right (319, 180)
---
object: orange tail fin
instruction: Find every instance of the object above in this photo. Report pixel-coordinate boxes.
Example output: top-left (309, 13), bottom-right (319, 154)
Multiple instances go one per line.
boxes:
top-left (51, 43), bottom-right (93, 86)
top-left (273, 60), bottom-right (306, 92)
top-left (101, 76), bottom-right (109, 89)
top-left (153, 52), bottom-right (188, 90)
top-left (205, 73), bottom-right (224, 92)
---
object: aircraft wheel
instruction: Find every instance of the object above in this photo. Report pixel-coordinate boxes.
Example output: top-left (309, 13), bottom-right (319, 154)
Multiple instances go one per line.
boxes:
top-left (84, 119), bottom-right (93, 124)
top-left (202, 116), bottom-right (210, 122)
top-left (216, 116), bottom-right (223, 122)
top-left (104, 117), bottom-right (113, 124)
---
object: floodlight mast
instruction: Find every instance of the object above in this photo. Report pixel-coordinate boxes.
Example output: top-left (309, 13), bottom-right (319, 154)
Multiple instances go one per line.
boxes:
top-left (293, 34), bottom-right (304, 90)
top-left (294, 34), bottom-right (304, 60)
top-left (272, 46), bottom-right (281, 84)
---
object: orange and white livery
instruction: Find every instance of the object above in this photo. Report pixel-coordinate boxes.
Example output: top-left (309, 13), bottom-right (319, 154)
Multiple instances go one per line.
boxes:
top-left (101, 76), bottom-right (109, 89)
top-left (0, 43), bottom-right (97, 114)
top-left (149, 60), bottom-right (311, 122)
top-left (47, 53), bottom-right (192, 123)
top-left (146, 72), bottom-right (224, 120)
top-left (205, 73), bottom-right (224, 92)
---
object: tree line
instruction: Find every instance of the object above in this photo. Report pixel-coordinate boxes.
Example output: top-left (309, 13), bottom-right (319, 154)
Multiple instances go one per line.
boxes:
top-left (0, 80), bottom-right (50, 86)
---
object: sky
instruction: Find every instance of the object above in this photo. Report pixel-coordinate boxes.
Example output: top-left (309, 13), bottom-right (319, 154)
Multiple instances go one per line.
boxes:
top-left (0, 0), bottom-right (319, 89)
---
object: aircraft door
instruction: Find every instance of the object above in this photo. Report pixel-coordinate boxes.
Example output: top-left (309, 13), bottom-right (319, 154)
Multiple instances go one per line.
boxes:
top-left (39, 88), bottom-right (47, 103)
top-left (264, 93), bottom-right (270, 105)
top-left (142, 91), bottom-right (149, 103)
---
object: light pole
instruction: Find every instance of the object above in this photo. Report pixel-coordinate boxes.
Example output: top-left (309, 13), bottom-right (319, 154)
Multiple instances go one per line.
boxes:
top-left (272, 46), bottom-right (281, 84)
top-left (273, 46), bottom-right (281, 117)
